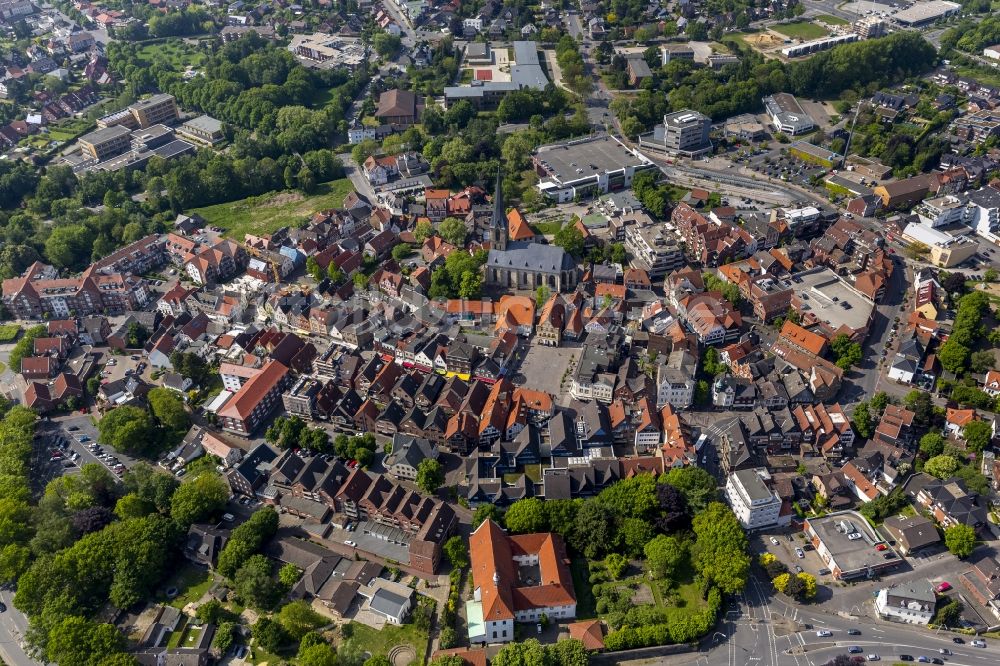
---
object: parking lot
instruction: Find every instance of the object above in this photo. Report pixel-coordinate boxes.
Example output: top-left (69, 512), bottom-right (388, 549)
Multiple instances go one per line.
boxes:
top-left (33, 415), bottom-right (141, 490)
top-left (756, 528), bottom-right (999, 629)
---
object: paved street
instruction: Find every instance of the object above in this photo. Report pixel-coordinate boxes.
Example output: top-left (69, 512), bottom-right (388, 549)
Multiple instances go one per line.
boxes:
top-left (0, 587), bottom-right (35, 666)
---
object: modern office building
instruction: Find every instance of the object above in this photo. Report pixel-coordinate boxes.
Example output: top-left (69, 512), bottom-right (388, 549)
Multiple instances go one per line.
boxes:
top-left (534, 134), bottom-right (655, 203)
top-left (640, 109), bottom-right (712, 157)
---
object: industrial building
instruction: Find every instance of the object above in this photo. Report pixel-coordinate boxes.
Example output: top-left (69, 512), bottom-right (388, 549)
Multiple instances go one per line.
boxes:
top-left (444, 42), bottom-right (549, 110)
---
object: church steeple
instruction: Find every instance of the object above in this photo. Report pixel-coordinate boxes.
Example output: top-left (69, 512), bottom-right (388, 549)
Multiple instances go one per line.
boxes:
top-left (490, 167), bottom-right (508, 252)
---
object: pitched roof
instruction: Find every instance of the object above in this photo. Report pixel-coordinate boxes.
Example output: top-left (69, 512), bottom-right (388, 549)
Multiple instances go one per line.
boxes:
top-left (217, 359), bottom-right (289, 420)
top-left (568, 620), bottom-right (605, 650)
top-left (778, 320), bottom-right (827, 356)
top-left (507, 208), bottom-right (534, 241)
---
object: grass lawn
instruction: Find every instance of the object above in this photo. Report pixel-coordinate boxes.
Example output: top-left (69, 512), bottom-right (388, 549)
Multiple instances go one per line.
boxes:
top-left (569, 558), bottom-right (597, 619)
top-left (0, 324), bottom-right (20, 342)
top-left (192, 179), bottom-right (355, 240)
top-left (815, 14), bottom-right (848, 25)
top-left (341, 621), bottom-right (429, 663)
top-left (532, 219), bottom-right (563, 236)
top-left (138, 40), bottom-right (206, 69)
top-left (158, 564), bottom-right (214, 609)
top-left (771, 21), bottom-right (829, 40)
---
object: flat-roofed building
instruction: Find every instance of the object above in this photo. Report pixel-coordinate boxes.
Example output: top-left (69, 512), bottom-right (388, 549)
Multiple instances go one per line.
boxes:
top-left (79, 125), bottom-right (131, 160)
top-left (804, 510), bottom-right (900, 580)
top-left (725, 468), bottom-right (786, 530)
top-left (789, 267), bottom-right (875, 341)
top-left (640, 109), bottom-right (712, 157)
top-left (893, 0), bottom-right (959, 26)
top-left (129, 93), bottom-right (179, 129)
top-left (178, 115), bottom-right (225, 145)
top-left (624, 218), bottom-right (686, 277)
top-left (534, 134), bottom-right (655, 203)
top-left (763, 93), bottom-right (815, 135)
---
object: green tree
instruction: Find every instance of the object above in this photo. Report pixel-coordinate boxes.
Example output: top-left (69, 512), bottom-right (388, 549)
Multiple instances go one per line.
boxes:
top-left (391, 243), bottom-right (413, 262)
top-left (604, 553), bottom-right (629, 580)
top-left (458, 270), bottom-right (482, 299)
top-left (214, 622), bottom-right (237, 653)
top-left (963, 420), bottom-right (992, 453)
top-left (97, 406), bottom-right (158, 455)
top-left (147, 388), bottom-right (190, 443)
top-left (217, 507), bottom-right (280, 579)
top-left (944, 523), bottom-right (976, 558)
top-left (278, 563), bottom-right (302, 588)
top-left (554, 224), bottom-right (585, 258)
top-left (443, 535), bottom-right (469, 569)
top-left (306, 256), bottom-right (323, 281)
top-left (251, 617), bottom-right (288, 652)
top-left (327, 262), bottom-right (344, 284)
top-left (504, 498), bottom-right (548, 534)
top-left (644, 534), bottom-right (687, 581)
top-left (414, 220), bottom-right (434, 243)
top-left (569, 501), bottom-right (615, 559)
top-left (416, 458), bottom-right (445, 495)
top-left (170, 472), bottom-right (229, 526)
top-left (938, 339), bottom-right (970, 376)
top-left (235, 555), bottom-right (283, 610)
top-left (919, 433), bottom-right (945, 457)
top-left (439, 217), bottom-right (467, 246)
top-left (852, 401), bottom-right (873, 439)
top-left (277, 600), bottom-right (327, 639)
top-left (924, 454), bottom-right (959, 479)
top-left (298, 643), bottom-right (338, 666)
top-left (535, 285), bottom-right (551, 309)
top-left (691, 502), bottom-right (749, 594)
top-left (472, 503), bottom-right (503, 528)
top-left (702, 272), bottom-right (741, 305)
top-left (664, 467), bottom-right (717, 513)
top-left (830, 334), bottom-right (863, 370)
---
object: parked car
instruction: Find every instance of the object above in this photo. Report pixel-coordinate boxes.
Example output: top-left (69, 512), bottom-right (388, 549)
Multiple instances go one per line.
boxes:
top-left (795, 547), bottom-right (805, 558)
top-left (794, 565), bottom-right (803, 573)
top-left (770, 537), bottom-right (779, 545)
top-left (866, 655), bottom-right (879, 662)
top-left (847, 629), bottom-right (861, 635)
top-left (344, 540), bottom-right (356, 547)
top-left (899, 656), bottom-right (913, 662)
top-left (935, 582), bottom-right (952, 592)
top-left (972, 640), bottom-right (986, 648)
top-left (816, 630), bottom-right (832, 637)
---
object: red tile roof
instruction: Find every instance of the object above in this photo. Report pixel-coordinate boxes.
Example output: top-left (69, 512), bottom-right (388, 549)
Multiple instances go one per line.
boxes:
top-left (218, 359), bottom-right (289, 421)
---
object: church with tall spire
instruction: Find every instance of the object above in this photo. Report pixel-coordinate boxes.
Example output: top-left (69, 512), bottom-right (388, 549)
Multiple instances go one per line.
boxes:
top-left (484, 169), bottom-right (579, 292)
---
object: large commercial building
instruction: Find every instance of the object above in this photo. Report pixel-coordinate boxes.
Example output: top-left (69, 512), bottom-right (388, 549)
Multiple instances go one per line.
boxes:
top-left (763, 93), bottom-right (815, 135)
top-left (804, 511), bottom-right (900, 580)
top-left (640, 109), bottom-right (712, 157)
top-left (893, 0), bottom-right (960, 26)
top-left (534, 134), bottom-right (655, 203)
top-left (468, 520), bottom-right (576, 644)
top-left (725, 468), bottom-right (786, 530)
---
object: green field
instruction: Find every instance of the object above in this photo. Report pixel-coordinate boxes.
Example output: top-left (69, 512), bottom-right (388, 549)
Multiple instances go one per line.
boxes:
top-left (192, 179), bottom-right (355, 240)
top-left (815, 14), bottom-right (849, 25)
top-left (138, 39), bottom-right (207, 70)
top-left (771, 21), bottom-right (829, 40)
